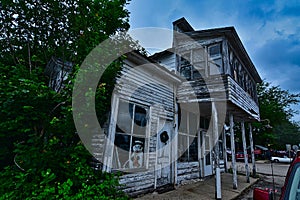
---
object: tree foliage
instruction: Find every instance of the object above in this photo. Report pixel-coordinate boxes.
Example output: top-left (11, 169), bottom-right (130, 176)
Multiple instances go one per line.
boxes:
top-left (0, 0), bottom-right (130, 66)
top-left (254, 81), bottom-right (300, 149)
top-left (0, 0), bottom-right (132, 199)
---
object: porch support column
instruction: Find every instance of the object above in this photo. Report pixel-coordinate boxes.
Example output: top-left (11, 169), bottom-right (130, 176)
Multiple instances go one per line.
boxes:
top-left (173, 100), bottom-right (179, 185)
top-left (212, 102), bottom-right (221, 200)
top-left (241, 121), bottom-right (250, 183)
top-left (230, 114), bottom-right (238, 189)
top-left (103, 94), bottom-right (119, 172)
top-left (249, 123), bottom-right (256, 177)
top-left (222, 126), bottom-right (228, 173)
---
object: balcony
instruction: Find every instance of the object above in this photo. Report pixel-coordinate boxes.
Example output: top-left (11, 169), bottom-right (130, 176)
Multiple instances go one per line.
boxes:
top-left (177, 74), bottom-right (260, 120)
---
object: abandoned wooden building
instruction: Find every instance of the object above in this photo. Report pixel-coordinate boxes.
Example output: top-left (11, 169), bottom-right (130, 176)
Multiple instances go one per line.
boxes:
top-left (97, 17), bottom-right (262, 198)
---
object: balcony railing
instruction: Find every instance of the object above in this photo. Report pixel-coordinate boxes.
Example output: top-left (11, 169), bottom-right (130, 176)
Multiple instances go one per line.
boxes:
top-left (177, 75), bottom-right (259, 120)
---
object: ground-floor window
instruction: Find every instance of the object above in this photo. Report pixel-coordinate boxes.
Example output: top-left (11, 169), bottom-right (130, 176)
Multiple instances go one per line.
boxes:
top-left (178, 110), bottom-right (198, 162)
top-left (113, 99), bottom-right (149, 169)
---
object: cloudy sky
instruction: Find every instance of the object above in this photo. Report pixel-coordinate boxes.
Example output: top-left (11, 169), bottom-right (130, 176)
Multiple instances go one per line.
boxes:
top-left (126, 0), bottom-right (300, 121)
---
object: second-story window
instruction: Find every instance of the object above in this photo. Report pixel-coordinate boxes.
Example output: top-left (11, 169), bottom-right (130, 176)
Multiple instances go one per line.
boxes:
top-left (208, 43), bottom-right (223, 75)
top-left (180, 53), bottom-right (192, 80)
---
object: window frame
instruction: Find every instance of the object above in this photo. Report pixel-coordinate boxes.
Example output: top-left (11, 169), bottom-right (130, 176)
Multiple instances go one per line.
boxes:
top-left (178, 110), bottom-right (200, 163)
top-left (113, 99), bottom-right (150, 171)
top-left (208, 43), bottom-right (223, 75)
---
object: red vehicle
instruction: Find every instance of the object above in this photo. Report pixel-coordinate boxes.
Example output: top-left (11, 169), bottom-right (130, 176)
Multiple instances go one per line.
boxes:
top-left (253, 151), bottom-right (300, 200)
top-left (235, 151), bottom-right (252, 162)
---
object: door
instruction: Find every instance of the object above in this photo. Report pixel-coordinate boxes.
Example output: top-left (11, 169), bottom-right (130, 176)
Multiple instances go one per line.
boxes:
top-left (156, 118), bottom-right (172, 187)
top-left (203, 133), bottom-right (213, 176)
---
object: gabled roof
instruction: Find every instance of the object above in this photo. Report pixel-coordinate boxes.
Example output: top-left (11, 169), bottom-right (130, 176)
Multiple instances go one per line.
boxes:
top-left (173, 17), bottom-right (194, 32)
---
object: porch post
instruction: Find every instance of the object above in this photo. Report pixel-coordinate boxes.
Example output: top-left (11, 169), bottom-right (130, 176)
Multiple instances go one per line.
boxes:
top-left (173, 100), bottom-right (179, 185)
top-left (241, 121), bottom-right (250, 183)
top-left (249, 123), bottom-right (256, 177)
top-left (230, 114), bottom-right (238, 189)
top-left (222, 126), bottom-right (228, 173)
top-left (212, 102), bottom-right (221, 199)
top-left (103, 94), bottom-right (119, 172)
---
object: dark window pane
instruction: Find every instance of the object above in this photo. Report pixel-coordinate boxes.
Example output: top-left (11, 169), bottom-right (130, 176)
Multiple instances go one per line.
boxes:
top-left (117, 101), bottom-right (133, 133)
top-left (179, 110), bottom-right (187, 133)
top-left (205, 152), bottom-right (211, 165)
top-left (134, 105), bottom-right (147, 127)
top-left (133, 105), bottom-right (147, 136)
top-left (178, 134), bottom-right (188, 162)
top-left (114, 134), bottom-right (131, 168)
top-left (180, 65), bottom-right (191, 80)
top-left (189, 136), bottom-right (198, 162)
top-left (205, 135), bottom-right (210, 165)
top-left (209, 44), bottom-right (221, 58)
top-left (189, 112), bottom-right (198, 135)
top-left (200, 117), bottom-right (210, 129)
top-left (192, 69), bottom-right (203, 79)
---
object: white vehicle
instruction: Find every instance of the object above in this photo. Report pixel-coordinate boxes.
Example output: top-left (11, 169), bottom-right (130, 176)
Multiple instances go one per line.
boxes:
top-left (271, 155), bottom-right (293, 163)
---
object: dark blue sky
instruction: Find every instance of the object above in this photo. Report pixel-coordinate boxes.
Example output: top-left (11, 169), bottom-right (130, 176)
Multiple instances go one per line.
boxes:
top-left (126, 0), bottom-right (300, 121)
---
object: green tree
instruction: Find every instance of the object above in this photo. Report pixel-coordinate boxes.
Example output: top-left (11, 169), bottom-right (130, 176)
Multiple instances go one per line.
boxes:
top-left (0, 0), bottom-right (130, 67)
top-left (254, 81), bottom-right (300, 149)
top-left (0, 0), bottom-right (133, 199)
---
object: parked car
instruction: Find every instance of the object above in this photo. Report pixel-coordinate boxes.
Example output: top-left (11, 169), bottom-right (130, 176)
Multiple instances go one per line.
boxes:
top-left (253, 151), bottom-right (300, 200)
top-left (235, 151), bottom-right (252, 162)
top-left (271, 155), bottom-right (293, 163)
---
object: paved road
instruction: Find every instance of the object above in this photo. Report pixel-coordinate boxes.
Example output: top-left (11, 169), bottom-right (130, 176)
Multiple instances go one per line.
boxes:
top-left (231, 161), bottom-right (290, 200)
top-left (255, 162), bottom-right (290, 177)
top-left (229, 161), bottom-right (290, 177)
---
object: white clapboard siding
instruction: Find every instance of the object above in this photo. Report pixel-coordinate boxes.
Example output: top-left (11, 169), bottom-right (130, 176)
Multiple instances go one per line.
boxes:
top-left (113, 58), bottom-right (177, 195)
top-left (176, 162), bottom-right (200, 184)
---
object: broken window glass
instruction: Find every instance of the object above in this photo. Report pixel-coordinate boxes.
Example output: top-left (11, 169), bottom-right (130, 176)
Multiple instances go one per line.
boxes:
top-left (114, 100), bottom-right (148, 170)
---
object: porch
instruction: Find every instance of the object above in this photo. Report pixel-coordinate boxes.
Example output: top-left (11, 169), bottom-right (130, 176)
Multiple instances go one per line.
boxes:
top-left (135, 172), bottom-right (258, 200)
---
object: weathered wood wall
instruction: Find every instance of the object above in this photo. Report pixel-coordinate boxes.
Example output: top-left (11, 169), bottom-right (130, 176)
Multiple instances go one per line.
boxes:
top-left (177, 74), bottom-right (228, 103)
top-left (111, 60), bottom-right (177, 195)
top-left (177, 162), bottom-right (200, 183)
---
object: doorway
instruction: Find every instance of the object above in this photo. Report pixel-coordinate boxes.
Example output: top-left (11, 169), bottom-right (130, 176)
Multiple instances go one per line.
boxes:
top-left (156, 118), bottom-right (172, 187)
top-left (203, 132), bottom-right (213, 176)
